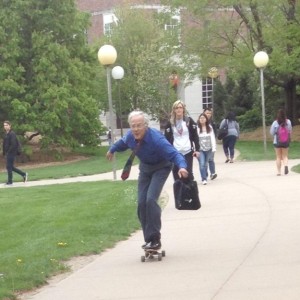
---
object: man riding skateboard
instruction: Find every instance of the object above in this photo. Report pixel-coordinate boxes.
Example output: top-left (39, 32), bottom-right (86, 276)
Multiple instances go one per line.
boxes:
top-left (106, 110), bottom-right (188, 250)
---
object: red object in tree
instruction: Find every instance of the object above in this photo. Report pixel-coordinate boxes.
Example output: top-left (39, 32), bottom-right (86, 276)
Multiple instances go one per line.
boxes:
top-left (169, 71), bottom-right (179, 92)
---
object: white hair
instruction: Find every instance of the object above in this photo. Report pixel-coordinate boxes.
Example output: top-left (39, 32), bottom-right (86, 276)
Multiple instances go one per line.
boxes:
top-left (128, 110), bottom-right (150, 126)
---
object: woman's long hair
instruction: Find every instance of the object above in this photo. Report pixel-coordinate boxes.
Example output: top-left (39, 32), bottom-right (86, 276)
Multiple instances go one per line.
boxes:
top-left (170, 100), bottom-right (187, 126)
top-left (226, 111), bottom-right (236, 121)
top-left (276, 109), bottom-right (287, 126)
top-left (197, 113), bottom-right (211, 133)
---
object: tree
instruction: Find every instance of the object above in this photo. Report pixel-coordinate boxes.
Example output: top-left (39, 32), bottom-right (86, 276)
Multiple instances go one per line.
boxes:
top-left (0, 0), bottom-right (105, 148)
top-left (98, 5), bottom-right (188, 122)
top-left (162, 0), bottom-right (300, 124)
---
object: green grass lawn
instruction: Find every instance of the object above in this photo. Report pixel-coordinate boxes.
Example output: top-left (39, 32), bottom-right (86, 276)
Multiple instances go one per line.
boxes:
top-left (236, 140), bottom-right (300, 162)
top-left (0, 181), bottom-right (139, 299)
top-left (0, 146), bottom-right (132, 183)
top-left (0, 142), bottom-right (300, 299)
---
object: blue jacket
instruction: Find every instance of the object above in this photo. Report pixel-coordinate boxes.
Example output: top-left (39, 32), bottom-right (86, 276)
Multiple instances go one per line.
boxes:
top-left (110, 127), bottom-right (187, 169)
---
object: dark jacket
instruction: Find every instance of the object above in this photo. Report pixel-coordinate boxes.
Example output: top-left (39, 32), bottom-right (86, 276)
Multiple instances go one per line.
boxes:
top-left (210, 120), bottom-right (217, 136)
top-left (164, 116), bottom-right (200, 152)
top-left (3, 130), bottom-right (18, 156)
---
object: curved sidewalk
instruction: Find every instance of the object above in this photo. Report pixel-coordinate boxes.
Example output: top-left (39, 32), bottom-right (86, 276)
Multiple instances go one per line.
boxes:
top-left (19, 148), bottom-right (300, 300)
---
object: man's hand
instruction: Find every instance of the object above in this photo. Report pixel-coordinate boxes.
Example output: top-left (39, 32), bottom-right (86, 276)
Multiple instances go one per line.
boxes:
top-left (106, 151), bottom-right (114, 161)
top-left (192, 151), bottom-right (200, 158)
top-left (178, 168), bottom-right (188, 178)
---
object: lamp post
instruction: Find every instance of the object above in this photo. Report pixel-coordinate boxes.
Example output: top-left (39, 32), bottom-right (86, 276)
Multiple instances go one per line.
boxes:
top-left (254, 51), bottom-right (269, 153)
top-left (112, 66), bottom-right (125, 137)
top-left (208, 67), bottom-right (218, 110)
top-left (98, 45), bottom-right (117, 180)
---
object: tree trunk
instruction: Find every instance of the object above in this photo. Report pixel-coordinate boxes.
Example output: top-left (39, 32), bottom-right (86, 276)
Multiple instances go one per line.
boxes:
top-left (284, 78), bottom-right (298, 125)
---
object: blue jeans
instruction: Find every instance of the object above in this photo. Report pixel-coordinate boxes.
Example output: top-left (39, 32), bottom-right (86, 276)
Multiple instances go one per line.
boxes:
top-left (207, 151), bottom-right (216, 176)
top-left (198, 150), bottom-right (212, 181)
top-left (222, 135), bottom-right (237, 159)
top-left (137, 161), bottom-right (172, 243)
top-left (6, 153), bottom-right (26, 184)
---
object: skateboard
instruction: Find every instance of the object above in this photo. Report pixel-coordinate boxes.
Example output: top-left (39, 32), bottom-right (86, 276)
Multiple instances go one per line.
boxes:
top-left (141, 249), bottom-right (166, 262)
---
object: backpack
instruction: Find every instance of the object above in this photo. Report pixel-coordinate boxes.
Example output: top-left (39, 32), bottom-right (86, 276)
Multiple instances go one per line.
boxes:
top-left (276, 123), bottom-right (290, 147)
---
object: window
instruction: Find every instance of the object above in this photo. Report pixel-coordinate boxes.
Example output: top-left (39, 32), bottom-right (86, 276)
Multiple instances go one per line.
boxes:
top-left (104, 23), bottom-right (112, 36)
top-left (103, 13), bottom-right (118, 36)
top-left (164, 16), bottom-right (180, 34)
top-left (202, 78), bottom-right (213, 108)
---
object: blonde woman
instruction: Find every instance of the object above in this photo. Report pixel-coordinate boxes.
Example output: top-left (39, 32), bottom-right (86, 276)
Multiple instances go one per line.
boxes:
top-left (165, 100), bottom-right (200, 181)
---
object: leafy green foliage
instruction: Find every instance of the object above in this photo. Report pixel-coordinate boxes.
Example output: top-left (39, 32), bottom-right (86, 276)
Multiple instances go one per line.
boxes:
top-left (98, 5), bottom-right (187, 121)
top-left (237, 108), bottom-right (262, 131)
top-left (0, 0), bottom-right (105, 148)
top-left (162, 0), bottom-right (300, 124)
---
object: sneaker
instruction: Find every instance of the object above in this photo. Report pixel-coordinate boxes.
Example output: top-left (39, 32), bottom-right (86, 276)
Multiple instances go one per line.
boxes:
top-left (23, 173), bottom-right (28, 183)
top-left (284, 166), bottom-right (289, 175)
top-left (202, 180), bottom-right (207, 185)
top-left (141, 242), bottom-right (148, 249)
top-left (225, 159), bottom-right (230, 163)
top-left (4, 182), bottom-right (13, 186)
top-left (210, 174), bottom-right (217, 180)
top-left (144, 240), bottom-right (161, 250)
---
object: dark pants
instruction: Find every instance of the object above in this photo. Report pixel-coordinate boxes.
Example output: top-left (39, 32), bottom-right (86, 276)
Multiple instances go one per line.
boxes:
top-left (172, 151), bottom-right (194, 181)
top-left (138, 162), bottom-right (172, 243)
top-left (6, 153), bottom-right (26, 184)
top-left (222, 135), bottom-right (237, 159)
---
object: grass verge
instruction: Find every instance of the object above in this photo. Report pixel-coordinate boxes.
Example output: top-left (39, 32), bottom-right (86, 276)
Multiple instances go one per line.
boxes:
top-left (0, 146), bottom-right (132, 183)
top-left (236, 141), bottom-right (300, 161)
top-left (0, 181), bottom-right (139, 300)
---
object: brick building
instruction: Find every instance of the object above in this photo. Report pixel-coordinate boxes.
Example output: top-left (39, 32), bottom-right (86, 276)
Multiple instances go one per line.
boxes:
top-left (76, 0), bottom-right (162, 44)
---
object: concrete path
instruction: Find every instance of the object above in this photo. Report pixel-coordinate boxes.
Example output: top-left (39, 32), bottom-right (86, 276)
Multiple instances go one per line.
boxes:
top-left (18, 146), bottom-right (300, 300)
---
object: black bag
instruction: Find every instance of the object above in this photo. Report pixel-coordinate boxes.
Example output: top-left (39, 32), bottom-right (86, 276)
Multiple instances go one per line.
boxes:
top-left (217, 119), bottom-right (228, 140)
top-left (173, 179), bottom-right (201, 210)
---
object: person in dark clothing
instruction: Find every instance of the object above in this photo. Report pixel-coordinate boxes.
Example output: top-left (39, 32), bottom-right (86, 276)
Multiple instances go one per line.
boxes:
top-left (3, 121), bottom-right (28, 185)
top-left (164, 100), bottom-right (200, 181)
top-left (106, 110), bottom-right (188, 250)
top-left (219, 112), bottom-right (240, 163)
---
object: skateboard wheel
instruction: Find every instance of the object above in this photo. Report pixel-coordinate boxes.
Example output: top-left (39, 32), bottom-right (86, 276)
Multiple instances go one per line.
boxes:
top-left (162, 250), bottom-right (166, 257)
top-left (158, 253), bottom-right (162, 261)
top-left (141, 256), bottom-right (145, 262)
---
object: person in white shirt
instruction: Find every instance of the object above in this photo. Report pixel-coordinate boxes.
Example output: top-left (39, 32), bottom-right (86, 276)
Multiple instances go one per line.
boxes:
top-left (196, 113), bottom-right (217, 185)
top-left (164, 100), bottom-right (200, 181)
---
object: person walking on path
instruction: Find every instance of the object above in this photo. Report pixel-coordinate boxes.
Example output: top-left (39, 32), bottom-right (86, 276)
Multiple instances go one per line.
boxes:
top-left (203, 108), bottom-right (217, 180)
top-left (219, 111), bottom-right (239, 163)
top-left (164, 100), bottom-right (199, 181)
top-left (270, 108), bottom-right (292, 176)
top-left (2, 120), bottom-right (28, 185)
top-left (106, 110), bottom-right (188, 251)
top-left (196, 113), bottom-right (217, 185)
